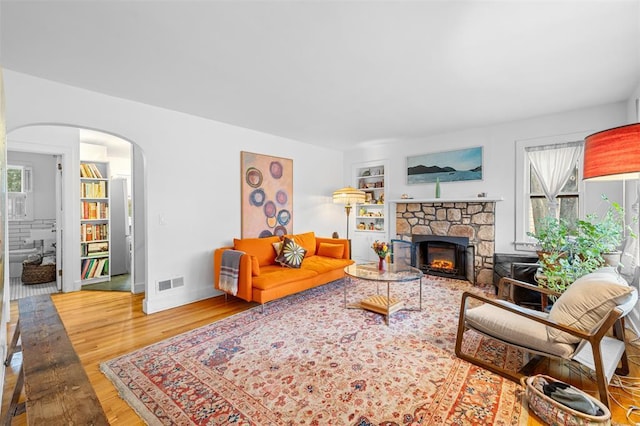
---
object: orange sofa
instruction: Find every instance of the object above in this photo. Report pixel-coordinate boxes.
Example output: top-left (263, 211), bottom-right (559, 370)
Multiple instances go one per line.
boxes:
top-left (214, 232), bottom-right (354, 305)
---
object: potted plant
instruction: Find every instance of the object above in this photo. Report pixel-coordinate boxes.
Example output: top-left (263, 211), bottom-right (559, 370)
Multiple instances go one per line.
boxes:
top-left (575, 195), bottom-right (629, 267)
top-left (527, 216), bottom-right (570, 270)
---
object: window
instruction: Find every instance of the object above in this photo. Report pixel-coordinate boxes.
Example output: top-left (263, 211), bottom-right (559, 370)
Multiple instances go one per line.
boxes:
top-left (7, 164), bottom-right (33, 221)
top-left (514, 133), bottom-right (587, 249)
top-left (528, 160), bottom-right (579, 236)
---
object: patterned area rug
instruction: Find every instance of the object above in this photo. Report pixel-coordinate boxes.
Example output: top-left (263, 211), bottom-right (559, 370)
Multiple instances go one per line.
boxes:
top-left (101, 276), bottom-right (528, 425)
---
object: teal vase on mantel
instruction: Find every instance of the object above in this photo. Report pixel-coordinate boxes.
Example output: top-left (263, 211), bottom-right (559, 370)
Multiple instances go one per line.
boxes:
top-left (435, 177), bottom-right (441, 199)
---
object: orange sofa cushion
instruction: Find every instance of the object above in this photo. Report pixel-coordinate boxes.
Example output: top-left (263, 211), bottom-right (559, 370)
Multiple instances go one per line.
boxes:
top-left (317, 242), bottom-right (345, 259)
top-left (284, 232), bottom-right (317, 256)
top-left (300, 256), bottom-right (353, 275)
top-left (234, 236), bottom-right (281, 267)
top-left (252, 265), bottom-right (317, 290)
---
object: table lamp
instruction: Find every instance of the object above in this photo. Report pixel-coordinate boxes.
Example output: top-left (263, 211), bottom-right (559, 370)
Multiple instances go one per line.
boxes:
top-left (332, 186), bottom-right (366, 239)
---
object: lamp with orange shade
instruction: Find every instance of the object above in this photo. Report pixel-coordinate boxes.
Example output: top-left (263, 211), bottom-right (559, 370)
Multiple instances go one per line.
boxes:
top-left (584, 123), bottom-right (640, 181)
top-left (584, 122), bottom-right (640, 334)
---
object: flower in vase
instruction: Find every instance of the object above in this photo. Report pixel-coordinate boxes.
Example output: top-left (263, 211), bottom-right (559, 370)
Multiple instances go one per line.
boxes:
top-left (371, 240), bottom-right (389, 259)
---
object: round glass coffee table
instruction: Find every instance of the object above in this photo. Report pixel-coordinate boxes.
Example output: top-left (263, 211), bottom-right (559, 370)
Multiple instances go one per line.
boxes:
top-left (343, 263), bottom-right (423, 325)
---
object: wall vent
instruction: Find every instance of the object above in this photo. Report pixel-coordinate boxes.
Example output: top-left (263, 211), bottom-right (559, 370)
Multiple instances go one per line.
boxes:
top-left (158, 276), bottom-right (184, 291)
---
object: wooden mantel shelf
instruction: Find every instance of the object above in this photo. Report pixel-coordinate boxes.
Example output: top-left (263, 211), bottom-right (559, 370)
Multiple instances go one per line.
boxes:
top-left (389, 196), bottom-right (504, 203)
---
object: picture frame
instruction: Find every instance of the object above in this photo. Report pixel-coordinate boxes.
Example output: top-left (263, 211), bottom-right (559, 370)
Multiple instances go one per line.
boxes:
top-left (406, 146), bottom-right (483, 184)
top-left (241, 151), bottom-right (293, 238)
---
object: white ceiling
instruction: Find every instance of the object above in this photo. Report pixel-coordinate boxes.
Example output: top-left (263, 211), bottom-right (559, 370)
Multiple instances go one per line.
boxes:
top-left (1, 1), bottom-right (639, 151)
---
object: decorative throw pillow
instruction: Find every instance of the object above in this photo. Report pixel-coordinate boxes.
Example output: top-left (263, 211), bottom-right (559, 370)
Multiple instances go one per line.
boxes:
top-left (275, 237), bottom-right (307, 268)
top-left (547, 271), bottom-right (632, 344)
top-left (272, 241), bottom-right (283, 256)
top-left (317, 242), bottom-right (344, 259)
top-left (284, 232), bottom-right (317, 256)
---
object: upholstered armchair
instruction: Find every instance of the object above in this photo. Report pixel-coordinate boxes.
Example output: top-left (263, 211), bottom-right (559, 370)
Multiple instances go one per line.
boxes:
top-left (455, 271), bottom-right (638, 409)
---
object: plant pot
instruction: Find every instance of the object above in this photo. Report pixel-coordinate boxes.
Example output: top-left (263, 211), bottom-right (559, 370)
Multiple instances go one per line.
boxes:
top-left (602, 251), bottom-right (622, 267)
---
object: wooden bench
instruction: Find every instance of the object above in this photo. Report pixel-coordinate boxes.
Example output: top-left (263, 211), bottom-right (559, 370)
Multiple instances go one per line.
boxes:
top-left (3, 294), bottom-right (109, 425)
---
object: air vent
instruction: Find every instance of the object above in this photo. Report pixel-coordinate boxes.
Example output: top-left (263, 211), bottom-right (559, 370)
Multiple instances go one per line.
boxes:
top-left (158, 277), bottom-right (184, 291)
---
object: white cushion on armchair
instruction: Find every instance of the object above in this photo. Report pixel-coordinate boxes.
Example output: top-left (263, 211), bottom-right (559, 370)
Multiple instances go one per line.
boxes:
top-left (465, 301), bottom-right (576, 358)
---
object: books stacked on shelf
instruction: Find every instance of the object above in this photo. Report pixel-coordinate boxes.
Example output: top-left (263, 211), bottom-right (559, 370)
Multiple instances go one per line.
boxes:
top-left (81, 257), bottom-right (109, 280)
top-left (81, 181), bottom-right (107, 198)
top-left (81, 201), bottom-right (109, 220)
top-left (81, 223), bottom-right (108, 242)
top-left (82, 241), bottom-right (109, 257)
top-left (80, 163), bottom-right (104, 179)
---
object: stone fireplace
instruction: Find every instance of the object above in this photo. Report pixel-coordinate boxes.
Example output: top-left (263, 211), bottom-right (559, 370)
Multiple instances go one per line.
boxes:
top-left (395, 200), bottom-right (497, 285)
top-left (412, 235), bottom-right (474, 282)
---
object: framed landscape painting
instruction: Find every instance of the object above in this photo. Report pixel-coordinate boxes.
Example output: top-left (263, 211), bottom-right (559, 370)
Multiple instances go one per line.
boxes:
top-left (407, 146), bottom-right (483, 184)
top-left (241, 151), bottom-right (293, 238)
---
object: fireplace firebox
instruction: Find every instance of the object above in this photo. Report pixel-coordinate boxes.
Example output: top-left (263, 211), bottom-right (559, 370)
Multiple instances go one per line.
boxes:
top-left (411, 235), bottom-right (474, 283)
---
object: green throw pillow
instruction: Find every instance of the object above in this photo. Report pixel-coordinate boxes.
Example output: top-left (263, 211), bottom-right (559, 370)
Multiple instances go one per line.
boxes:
top-left (275, 237), bottom-right (307, 268)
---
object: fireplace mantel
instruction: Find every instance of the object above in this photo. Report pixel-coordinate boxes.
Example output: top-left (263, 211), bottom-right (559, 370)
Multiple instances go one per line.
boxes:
top-left (389, 196), bottom-right (503, 203)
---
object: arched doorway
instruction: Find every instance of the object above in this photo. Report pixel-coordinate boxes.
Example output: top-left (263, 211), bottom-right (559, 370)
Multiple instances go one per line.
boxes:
top-left (5, 124), bottom-right (146, 296)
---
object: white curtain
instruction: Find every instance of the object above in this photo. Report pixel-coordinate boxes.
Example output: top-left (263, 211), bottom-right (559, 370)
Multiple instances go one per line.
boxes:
top-left (526, 142), bottom-right (583, 218)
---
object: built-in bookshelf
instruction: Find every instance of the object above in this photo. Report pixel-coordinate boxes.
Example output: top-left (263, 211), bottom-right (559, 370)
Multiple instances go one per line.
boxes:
top-left (80, 160), bottom-right (110, 284)
top-left (351, 160), bottom-right (389, 262)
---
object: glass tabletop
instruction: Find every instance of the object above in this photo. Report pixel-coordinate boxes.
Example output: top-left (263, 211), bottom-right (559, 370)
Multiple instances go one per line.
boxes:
top-left (344, 263), bottom-right (423, 282)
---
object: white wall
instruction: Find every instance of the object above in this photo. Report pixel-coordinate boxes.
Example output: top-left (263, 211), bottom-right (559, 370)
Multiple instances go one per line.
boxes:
top-left (344, 102), bottom-right (629, 254)
top-left (4, 70), bottom-right (346, 313)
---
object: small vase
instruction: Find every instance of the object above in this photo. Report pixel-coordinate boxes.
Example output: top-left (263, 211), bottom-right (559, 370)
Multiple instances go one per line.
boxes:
top-left (378, 257), bottom-right (386, 271)
top-left (435, 177), bottom-right (441, 199)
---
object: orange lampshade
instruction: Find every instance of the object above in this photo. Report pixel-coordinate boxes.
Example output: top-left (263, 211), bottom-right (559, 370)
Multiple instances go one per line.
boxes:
top-left (584, 123), bottom-right (640, 181)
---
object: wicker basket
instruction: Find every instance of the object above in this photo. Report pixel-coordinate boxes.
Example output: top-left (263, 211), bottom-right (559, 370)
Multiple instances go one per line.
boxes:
top-left (522, 375), bottom-right (611, 426)
top-left (22, 257), bottom-right (56, 285)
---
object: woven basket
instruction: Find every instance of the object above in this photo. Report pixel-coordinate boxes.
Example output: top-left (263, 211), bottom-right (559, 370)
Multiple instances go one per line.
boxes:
top-left (522, 375), bottom-right (611, 426)
top-left (22, 258), bottom-right (56, 285)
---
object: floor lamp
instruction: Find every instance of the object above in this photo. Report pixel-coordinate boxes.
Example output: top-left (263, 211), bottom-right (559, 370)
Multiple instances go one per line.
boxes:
top-left (584, 123), bottom-right (640, 335)
top-left (332, 186), bottom-right (366, 240)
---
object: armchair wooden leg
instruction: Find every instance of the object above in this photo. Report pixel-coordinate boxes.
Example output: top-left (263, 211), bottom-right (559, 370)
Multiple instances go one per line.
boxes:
top-left (590, 339), bottom-right (611, 410)
top-left (614, 318), bottom-right (630, 376)
top-left (455, 294), bottom-right (525, 385)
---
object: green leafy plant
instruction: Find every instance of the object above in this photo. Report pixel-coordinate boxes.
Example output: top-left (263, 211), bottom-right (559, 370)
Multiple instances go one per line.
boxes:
top-left (527, 216), bottom-right (570, 253)
top-left (530, 194), bottom-right (637, 293)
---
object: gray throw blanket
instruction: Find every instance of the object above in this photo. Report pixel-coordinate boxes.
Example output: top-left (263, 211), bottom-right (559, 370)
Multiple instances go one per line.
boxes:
top-left (220, 249), bottom-right (244, 296)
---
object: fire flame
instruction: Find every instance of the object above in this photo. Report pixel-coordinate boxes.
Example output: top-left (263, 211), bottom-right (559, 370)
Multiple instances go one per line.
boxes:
top-left (431, 260), bottom-right (454, 270)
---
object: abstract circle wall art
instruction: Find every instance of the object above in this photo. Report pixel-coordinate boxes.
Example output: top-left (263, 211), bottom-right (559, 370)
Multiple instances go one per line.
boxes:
top-left (245, 167), bottom-right (263, 188)
top-left (249, 189), bottom-right (266, 207)
top-left (270, 161), bottom-right (283, 179)
top-left (277, 209), bottom-right (291, 226)
top-left (263, 201), bottom-right (277, 218)
top-left (241, 152), bottom-right (293, 238)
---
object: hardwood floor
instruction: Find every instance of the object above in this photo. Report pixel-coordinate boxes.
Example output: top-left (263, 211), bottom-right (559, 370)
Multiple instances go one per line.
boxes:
top-left (1, 290), bottom-right (639, 425)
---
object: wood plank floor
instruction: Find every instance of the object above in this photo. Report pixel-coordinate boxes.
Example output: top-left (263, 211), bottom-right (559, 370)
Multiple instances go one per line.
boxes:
top-left (2, 290), bottom-right (639, 425)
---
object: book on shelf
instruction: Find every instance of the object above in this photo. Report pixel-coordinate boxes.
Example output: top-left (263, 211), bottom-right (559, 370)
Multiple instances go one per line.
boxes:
top-left (81, 224), bottom-right (108, 242)
top-left (81, 259), bottom-right (91, 278)
top-left (88, 259), bottom-right (99, 278)
top-left (80, 163), bottom-right (105, 179)
top-left (81, 201), bottom-right (109, 220)
top-left (89, 163), bottom-right (103, 179)
top-left (87, 241), bottom-right (108, 254)
top-left (82, 242), bottom-right (108, 257)
top-left (81, 181), bottom-right (107, 198)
